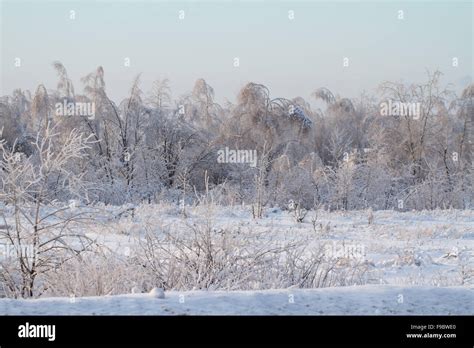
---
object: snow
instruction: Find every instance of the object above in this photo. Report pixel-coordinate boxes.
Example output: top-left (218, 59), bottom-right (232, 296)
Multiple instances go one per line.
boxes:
top-left (149, 287), bottom-right (165, 299)
top-left (1, 203), bottom-right (472, 314)
top-left (0, 285), bottom-right (472, 315)
top-left (84, 205), bottom-right (474, 288)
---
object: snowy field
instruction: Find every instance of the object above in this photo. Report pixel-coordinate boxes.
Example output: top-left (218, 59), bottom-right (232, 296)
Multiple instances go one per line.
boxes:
top-left (90, 204), bottom-right (474, 287)
top-left (1, 204), bottom-right (473, 315)
top-left (1, 285), bottom-right (472, 315)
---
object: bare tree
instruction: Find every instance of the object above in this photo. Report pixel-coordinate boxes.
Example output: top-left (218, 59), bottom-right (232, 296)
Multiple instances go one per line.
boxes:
top-left (0, 122), bottom-right (95, 298)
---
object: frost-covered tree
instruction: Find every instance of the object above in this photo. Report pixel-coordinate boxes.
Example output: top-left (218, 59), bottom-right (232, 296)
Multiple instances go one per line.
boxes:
top-left (0, 122), bottom-right (95, 297)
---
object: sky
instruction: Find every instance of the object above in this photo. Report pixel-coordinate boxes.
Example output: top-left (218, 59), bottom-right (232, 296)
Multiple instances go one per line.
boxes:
top-left (1, 0), bottom-right (472, 105)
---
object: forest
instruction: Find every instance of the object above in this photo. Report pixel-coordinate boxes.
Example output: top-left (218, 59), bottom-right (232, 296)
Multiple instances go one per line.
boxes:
top-left (1, 63), bottom-right (472, 212)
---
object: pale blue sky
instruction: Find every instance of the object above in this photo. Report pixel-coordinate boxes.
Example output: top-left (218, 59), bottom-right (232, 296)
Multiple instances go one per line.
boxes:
top-left (1, 0), bottom-right (472, 104)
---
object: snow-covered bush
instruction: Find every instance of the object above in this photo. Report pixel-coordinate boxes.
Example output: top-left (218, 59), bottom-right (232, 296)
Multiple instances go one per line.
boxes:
top-left (41, 251), bottom-right (146, 297)
top-left (132, 218), bottom-right (368, 291)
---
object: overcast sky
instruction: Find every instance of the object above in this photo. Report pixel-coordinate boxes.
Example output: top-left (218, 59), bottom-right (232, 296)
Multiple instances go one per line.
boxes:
top-left (1, 0), bottom-right (472, 105)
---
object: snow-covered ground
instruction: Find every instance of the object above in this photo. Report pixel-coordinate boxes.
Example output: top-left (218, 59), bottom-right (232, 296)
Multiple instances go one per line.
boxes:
top-left (1, 285), bottom-right (472, 315)
top-left (87, 205), bottom-right (474, 287)
top-left (1, 204), bottom-right (473, 315)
